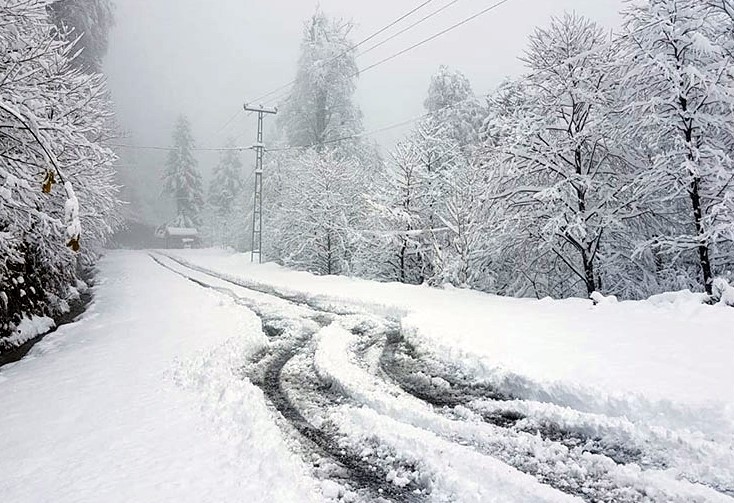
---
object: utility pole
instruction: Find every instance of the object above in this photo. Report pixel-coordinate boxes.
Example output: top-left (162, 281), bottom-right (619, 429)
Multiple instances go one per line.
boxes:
top-left (243, 103), bottom-right (277, 263)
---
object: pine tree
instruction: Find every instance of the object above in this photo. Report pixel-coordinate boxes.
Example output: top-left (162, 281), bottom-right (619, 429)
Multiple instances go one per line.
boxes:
top-left (209, 142), bottom-right (244, 217)
top-left (162, 115), bottom-right (204, 228)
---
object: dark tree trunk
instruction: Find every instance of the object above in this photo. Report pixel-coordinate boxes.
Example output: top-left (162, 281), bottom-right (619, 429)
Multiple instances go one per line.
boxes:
top-left (690, 178), bottom-right (714, 294)
top-left (582, 251), bottom-right (596, 297)
top-left (680, 95), bottom-right (714, 295)
top-left (574, 147), bottom-right (597, 296)
top-left (399, 238), bottom-right (407, 283)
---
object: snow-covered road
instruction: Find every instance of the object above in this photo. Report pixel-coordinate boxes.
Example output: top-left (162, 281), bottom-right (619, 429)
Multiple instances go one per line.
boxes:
top-left (1, 250), bottom-right (732, 502)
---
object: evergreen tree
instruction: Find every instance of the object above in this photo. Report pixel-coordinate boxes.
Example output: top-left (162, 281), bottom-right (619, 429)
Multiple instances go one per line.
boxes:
top-left (162, 115), bottom-right (204, 228)
top-left (207, 141), bottom-right (246, 248)
top-left (209, 141), bottom-right (244, 216)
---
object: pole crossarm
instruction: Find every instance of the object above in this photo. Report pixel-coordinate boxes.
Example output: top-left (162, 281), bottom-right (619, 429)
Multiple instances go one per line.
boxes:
top-left (243, 104), bottom-right (278, 115)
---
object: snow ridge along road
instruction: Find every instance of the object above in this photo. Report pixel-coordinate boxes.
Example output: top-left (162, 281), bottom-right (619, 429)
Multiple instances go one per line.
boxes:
top-left (150, 251), bottom-right (733, 503)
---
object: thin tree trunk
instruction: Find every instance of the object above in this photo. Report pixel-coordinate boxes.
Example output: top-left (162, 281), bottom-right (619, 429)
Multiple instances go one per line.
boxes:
top-left (690, 178), bottom-right (714, 294)
top-left (574, 147), bottom-right (597, 296)
top-left (399, 237), bottom-right (407, 283)
top-left (680, 96), bottom-right (714, 295)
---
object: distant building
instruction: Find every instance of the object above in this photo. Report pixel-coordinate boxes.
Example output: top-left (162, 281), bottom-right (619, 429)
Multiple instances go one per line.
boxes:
top-left (157, 226), bottom-right (200, 249)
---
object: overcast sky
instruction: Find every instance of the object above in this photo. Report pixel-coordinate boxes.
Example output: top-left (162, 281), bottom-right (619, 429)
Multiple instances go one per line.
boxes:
top-left (105, 0), bottom-right (625, 171)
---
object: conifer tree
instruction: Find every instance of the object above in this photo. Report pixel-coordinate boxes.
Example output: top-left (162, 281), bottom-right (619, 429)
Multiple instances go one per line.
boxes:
top-left (162, 115), bottom-right (204, 228)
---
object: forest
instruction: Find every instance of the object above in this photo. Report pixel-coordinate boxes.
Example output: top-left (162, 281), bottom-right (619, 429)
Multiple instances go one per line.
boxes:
top-left (1, 0), bottom-right (734, 347)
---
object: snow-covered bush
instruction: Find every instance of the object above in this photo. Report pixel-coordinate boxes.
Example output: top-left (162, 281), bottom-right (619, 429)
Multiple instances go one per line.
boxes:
top-left (0, 0), bottom-right (120, 346)
top-left (712, 278), bottom-right (734, 307)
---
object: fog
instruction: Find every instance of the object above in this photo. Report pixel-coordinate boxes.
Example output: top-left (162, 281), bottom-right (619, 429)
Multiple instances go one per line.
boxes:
top-left (105, 0), bottom-right (624, 222)
top-left (105, 0), bottom-right (625, 146)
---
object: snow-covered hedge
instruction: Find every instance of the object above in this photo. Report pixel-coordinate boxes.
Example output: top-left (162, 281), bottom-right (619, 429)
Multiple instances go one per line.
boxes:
top-left (0, 0), bottom-right (120, 348)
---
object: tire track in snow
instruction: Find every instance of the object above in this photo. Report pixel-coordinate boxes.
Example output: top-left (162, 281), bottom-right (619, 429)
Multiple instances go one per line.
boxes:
top-left (151, 252), bottom-right (734, 503)
top-left (149, 253), bottom-right (423, 502)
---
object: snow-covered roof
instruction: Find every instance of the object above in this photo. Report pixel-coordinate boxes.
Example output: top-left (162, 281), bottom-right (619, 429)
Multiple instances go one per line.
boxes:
top-left (165, 227), bottom-right (198, 237)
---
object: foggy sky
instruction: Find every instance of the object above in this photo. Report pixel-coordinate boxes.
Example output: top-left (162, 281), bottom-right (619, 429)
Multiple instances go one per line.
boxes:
top-left (105, 0), bottom-right (624, 175)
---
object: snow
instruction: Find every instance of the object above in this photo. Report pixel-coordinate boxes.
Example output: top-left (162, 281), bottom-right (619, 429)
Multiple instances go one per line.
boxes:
top-left (0, 251), bottom-right (319, 503)
top-left (314, 321), bottom-right (730, 502)
top-left (63, 181), bottom-right (81, 242)
top-left (170, 249), bottom-right (734, 438)
top-left (165, 226), bottom-right (199, 237)
top-left (3, 248), bottom-right (733, 501)
top-left (2, 315), bottom-right (55, 348)
top-left (713, 278), bottom-right (734, 307)
top-left (314, 323), bottom-right (580, 502)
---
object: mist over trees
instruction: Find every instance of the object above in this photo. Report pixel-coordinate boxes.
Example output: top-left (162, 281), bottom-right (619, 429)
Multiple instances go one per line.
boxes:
top-left (264, 10), bottom-right (377, 275)
top-left (204, 140), bottom-right (249, 250)
top-left (162, 115), bottom-right (204, 228)
top-left (47, 0), bottom-right (114, 72)
top-left (259, 0), bottom-right (733, 301)
top-left (0, 0), bottom-right (120, 345)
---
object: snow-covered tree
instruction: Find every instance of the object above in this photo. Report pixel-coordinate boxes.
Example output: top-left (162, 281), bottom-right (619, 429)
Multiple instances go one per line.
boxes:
top-left (266, 9), bottom-right (373, 273)
top-left (267, 148), bottom-right (366, 275)
top-left (622, 0), bottom-right (734, 294)
top-left (367, 139), bottom-right (432, 283)
top-left (48, 0), bottom-right (114, 72)
top-left (209, 142), bottom-right (244, 217)
top-left (424, 65), bottom-right (484, 151)
top-left (378, 67), bottom-right (486, 286)
top-left (162, 115), bottom-right (204, 228)
top-left (206, 141), bottom-right (248, 249)
top-left (0, 0), bottom-right (120, 344)
top-left (492, 13), bottom-right (636, 297)
top-left (278, 9), bottom-right (362, 149)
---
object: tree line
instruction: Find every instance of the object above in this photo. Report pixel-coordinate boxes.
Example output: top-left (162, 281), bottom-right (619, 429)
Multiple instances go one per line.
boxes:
top-left (168, 0), bottom-right (734, 302)
top-left (256, 0), bottom-right (734, 300)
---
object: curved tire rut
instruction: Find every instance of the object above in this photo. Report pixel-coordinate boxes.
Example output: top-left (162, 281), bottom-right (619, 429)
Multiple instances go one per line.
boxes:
top-left (150, 253), bottom-right (729, 503)
top-left (150, 253), bottom-right (422, 502)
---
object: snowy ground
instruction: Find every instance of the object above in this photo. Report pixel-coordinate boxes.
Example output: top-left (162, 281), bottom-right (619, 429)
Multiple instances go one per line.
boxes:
top-left (0, 251), bottom-right (319, 503)
top-left (1, 249), bottom-right (732, 502)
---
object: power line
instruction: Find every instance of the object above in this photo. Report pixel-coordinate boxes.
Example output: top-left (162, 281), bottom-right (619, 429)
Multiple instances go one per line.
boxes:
top-left (212, 109), bottom-right (243, 137)
top-left (266, 86), bottom-right (489, 153)
top-left (109, 143), bottom-right (254, 152)
top-left (357, 0), bottom-right (462, 59)
top-left (357, 0), bottom-right (513, 77)
top-left (266, 113), bottom-right (430, 153)
top-left (258, 0), bottom-right (513, 109)
top-left (114, 15), bottom-right (660, 158)
top-left (249, 0), bottom-right (438, 105)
